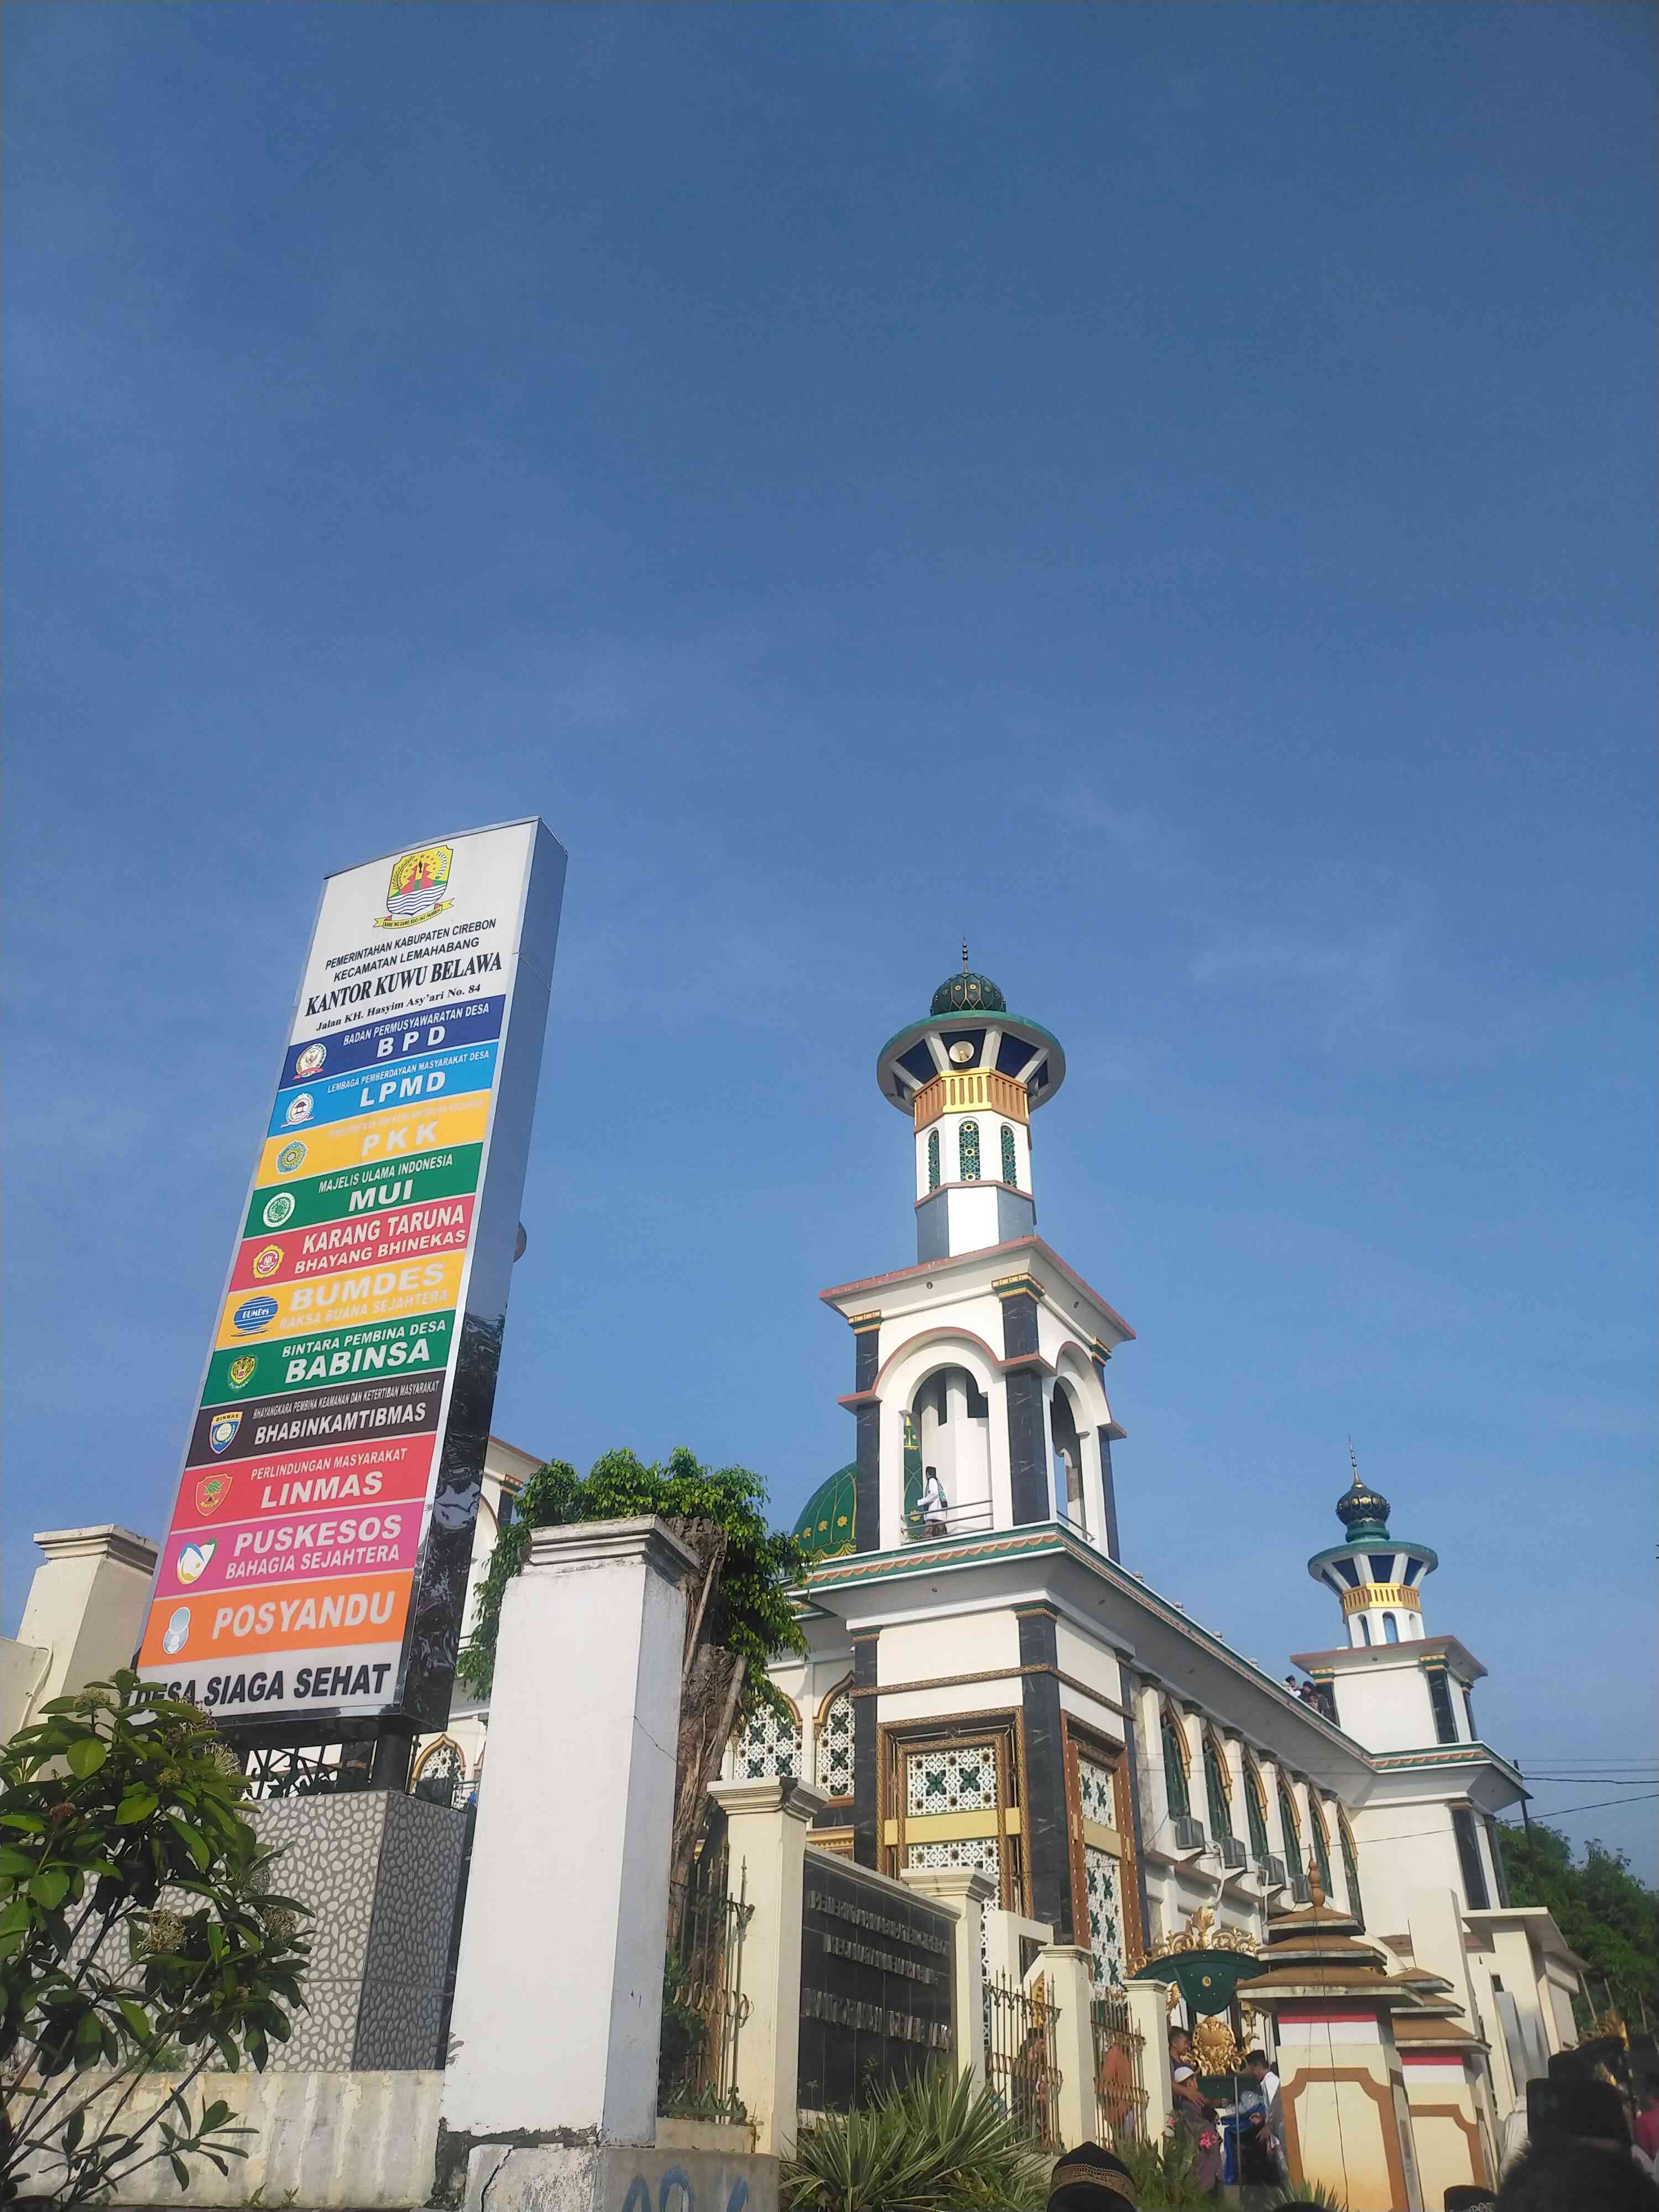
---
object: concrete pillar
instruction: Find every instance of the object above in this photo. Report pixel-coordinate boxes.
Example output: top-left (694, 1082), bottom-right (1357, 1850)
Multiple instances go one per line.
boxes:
top-left (443, 1517), bottom-right (696, 2161)
top-left (708, 1775), bottom-right (828, 2159)
top-left (902, 1864), bottom-right (994, 2083)
top-left (1034, 1944), bottom-right (1097, 2150)
top-left (1125, 1979), bottom-right (1173, 2143)
top-left (17, 1526), bottom-right (157, 1714)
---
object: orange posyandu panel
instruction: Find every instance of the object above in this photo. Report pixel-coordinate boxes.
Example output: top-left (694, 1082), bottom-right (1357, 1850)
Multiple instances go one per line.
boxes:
top-left (138, 1569), bottom-right (411, 1666)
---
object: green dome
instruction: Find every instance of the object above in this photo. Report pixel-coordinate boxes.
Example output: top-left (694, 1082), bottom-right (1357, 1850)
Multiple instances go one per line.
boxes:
top-left (792, 1465), bottom-right (857, 1559)
top-left (930, 970), bottom-right (1006, 1015)
top-left (1335, 1474), bottom-right (1391, 1545)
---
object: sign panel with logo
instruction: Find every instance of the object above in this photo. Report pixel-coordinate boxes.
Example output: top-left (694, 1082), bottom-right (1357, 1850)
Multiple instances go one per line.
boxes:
top-left (137, 820), bottom-right (564, 1734)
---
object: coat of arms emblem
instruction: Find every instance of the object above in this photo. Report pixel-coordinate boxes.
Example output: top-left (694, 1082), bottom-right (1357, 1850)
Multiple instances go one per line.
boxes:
top-left (377, 844), bottom-right (455, 928)
top-left (208, 1411), bottom-right (242, 1454)
top-left (195, 1473), bottom-right (230, 1517)
top-left (227, 1355), bottom-right (258, 1389)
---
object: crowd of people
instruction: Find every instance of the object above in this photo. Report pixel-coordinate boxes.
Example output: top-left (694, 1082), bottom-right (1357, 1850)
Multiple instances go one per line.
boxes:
top-left (1042, 2022), bottom-right (1659, 2211)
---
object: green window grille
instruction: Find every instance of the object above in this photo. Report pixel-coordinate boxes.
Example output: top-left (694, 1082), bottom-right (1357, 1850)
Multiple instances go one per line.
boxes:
top-left (1161, 1715), bottom-right (1191, 1820)
top-left (1452, 1808), bottom-right (1490, 1910)
top-left (927, 1129), bottom-right (941, 1190)
top-left (1000, 1124), bottom-right (1018, 1186)
top-left (1203, 1738), bottom-right (1232, 1843)
top-left (1339, 1820), bottom-right (1365, 1929)
top-left (1243, 1764), bottom-right (1271, 1859)
top-left (959, 1120), bottom-right (980, 1181)
top-left (1277, 1779), bottom-right (1301, 1861)
top-left (1310, 1800), bottom-right (1334, 1897)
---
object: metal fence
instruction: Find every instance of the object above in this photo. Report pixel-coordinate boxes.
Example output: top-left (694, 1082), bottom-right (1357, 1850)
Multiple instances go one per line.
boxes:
top-left (241, 1745), bottom-right (356, 1797)
top-left (660, 1849), bottom-right (751, 2121)
top-left (983, 1971), bottom-right (1062, 2153)
top-left (1090, 1989), bottom-right (1147, 2149)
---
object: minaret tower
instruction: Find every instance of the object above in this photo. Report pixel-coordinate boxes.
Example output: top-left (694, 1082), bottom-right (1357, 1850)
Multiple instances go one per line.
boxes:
top-left (875, 948), bottom-right (1068, 1264)
top-left (1307, 1455), bottom-right (1439, 1648)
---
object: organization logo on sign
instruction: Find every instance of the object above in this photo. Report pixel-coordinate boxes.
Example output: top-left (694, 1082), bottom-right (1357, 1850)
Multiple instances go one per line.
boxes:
top-left (176, 1541), bottom-right (216, 1586)
top-left (276, 1142), bottom-right (307, 1175)
top-left (208, 1411), bottom-right (243, 1453)
top-left (296, 1042), bottom-right (326, 1077)
top-left (283, 1092), bottom-right (315, 1126)
top-left (227, 1357), bottom-right (258, 1390)
top-left (161, 1606), bottom-right (191, 1656)
top-left (252, 1245), bottom-right (284, 1279)
top-left (230, 1298), bottom-right (277, 1338)
top-left (262, 1191), bottom-right (296, 1228)
top-left (195, 1474), bottom-right (230, 1517)
top-left (376, 844), bottom-right (454, 928)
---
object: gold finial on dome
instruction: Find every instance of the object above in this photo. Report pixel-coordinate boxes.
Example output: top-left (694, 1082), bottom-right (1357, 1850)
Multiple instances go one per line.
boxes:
top-left (1307, 1858), bottom-right (1325, 1908)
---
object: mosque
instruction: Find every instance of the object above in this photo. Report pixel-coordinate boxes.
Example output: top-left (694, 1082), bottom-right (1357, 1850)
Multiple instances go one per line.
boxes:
top-left (421, 956), bottom-right (1585, 2195)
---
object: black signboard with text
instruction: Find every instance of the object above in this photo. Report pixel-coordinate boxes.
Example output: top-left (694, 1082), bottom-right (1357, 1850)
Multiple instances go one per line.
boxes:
top-left (797, 1856), bottom-right (956, 2112)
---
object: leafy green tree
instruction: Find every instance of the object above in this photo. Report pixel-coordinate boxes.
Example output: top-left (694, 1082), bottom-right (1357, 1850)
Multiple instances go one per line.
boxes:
top-left (1495, 1820), bottom-right (1659, 2026)
top-left (0, 1672), bottom-right (310, 2206)
top-left (458, 1446), bottom-right (808, 1900)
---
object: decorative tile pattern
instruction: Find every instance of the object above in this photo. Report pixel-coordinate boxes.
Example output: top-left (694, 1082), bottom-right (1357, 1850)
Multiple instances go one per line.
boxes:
top-left (816, 1689), bottom-right (854, 1798)
top-left (905, 1835), bottom-right (1000, 1879)
top-left (247, 1790), bottom-right (468, 2072)
top-left (927, 1129), bottom-right (941, 1191)
top-left (249, 1794), bottom-right (387, 2071)
top-left (958, 1120), bottom-right (981, 1182)
top-left (354, 1794), bottom-right (469, 2070)
top-left (733, 1700), bottom-right (801, 1780)
top-left (1083, 1844), bottom-right (1123, 1992)
top-left (1077, 1753), bottom-right (1116, 1828)
top-left (1000, 1124), bottom-right (1018, 1187)
top-left (906, 1745), bottom-right (997, 1815)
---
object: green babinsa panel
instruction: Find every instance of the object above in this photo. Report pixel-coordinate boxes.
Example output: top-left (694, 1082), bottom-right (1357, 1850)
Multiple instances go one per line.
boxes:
top-left (201, 1310), bottom-right (454, 1408)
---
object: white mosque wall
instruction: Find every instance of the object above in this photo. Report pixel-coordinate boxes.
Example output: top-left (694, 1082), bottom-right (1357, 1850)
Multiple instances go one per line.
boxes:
top-left (1329, 1653), bottom-right (1442, 1754)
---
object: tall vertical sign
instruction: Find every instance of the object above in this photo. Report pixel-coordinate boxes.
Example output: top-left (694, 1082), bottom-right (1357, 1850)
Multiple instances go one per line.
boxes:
top-left (137, 820), bottom-right (565, 1735)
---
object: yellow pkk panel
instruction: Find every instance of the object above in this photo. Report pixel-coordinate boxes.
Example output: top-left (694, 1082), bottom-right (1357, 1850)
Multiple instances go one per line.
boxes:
top-left (255, 1092), bottom-right (489, 1187)
top-left (217, 1254), bottom-right (465, 1349)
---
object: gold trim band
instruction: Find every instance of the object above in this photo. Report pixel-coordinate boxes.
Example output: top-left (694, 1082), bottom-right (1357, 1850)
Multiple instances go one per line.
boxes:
top-left (1342, 1583), bottom-right (1422, 1614)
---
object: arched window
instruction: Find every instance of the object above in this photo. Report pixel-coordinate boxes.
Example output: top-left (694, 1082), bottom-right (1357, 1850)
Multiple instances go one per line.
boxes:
top-left (1203, 1734), bottom-right (1233, 1844)
top-left (1051, 1385), bottom-right (1086, 1529)
top-left (732, 1697), bottom-right (801, 1781)
top-left (1277, 1777), bottom-right (1302, 1864)
top-left (816, 1684), bottom-right (853, 1799)
top-left (1000, 1124), bottom-right (1018, 1187)
top-left (1161, 1711), bottom-right (1191, 1820)
top-left (926, 1129), bottom-right (940, 1190)
top-left (1382, 1613), bottom-right (1400, 1644)
top-left (1358, 1615), bottom-right (1371, 1645)
top-left (1309, 1797), bottom-right (1334, 1898)
top-left (959, 1120), bottom-right (980, 1181)
top-left (1242, 1759), bottom-right (1271, 1860)
top-left (411, 1735), bottom-right (467, 1808)
top-left (1339, 1815), bottom-right (1365, 1930)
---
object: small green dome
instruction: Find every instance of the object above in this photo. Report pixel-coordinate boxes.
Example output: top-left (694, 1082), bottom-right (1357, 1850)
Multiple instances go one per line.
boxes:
top-left (930, 970), bottom-right (1006, 1016)
top-left (792, 1465), bottom-right (857, 1559)
top-left (1335, 1474), bottom-right (1391, 1544)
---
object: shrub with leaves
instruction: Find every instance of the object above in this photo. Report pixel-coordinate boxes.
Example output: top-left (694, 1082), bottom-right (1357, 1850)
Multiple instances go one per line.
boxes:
top-left (0, 1671), bottom-right (311, 2206)
top-left (1111, 2130), bottom-right (1213, 2209)
top-left (782, 2067), bottom-right (1050, 2212)
top-left (458, 1446), bottom-right (808, 1902)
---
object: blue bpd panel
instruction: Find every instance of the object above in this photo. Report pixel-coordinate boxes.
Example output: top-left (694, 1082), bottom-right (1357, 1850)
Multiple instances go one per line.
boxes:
top-left (278, 995), bottom-right (505, 1089)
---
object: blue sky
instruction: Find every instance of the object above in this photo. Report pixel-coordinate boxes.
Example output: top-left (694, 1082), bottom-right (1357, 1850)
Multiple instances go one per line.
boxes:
top-left (6, 6), bottom-right (1653, 1869)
